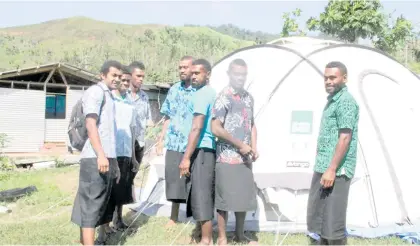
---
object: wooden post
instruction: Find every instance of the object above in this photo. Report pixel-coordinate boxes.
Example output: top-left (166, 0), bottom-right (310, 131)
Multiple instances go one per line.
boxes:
top-left (43, 68), bottom-right (57, 91)
top-left (58, 69), bottom-right (68, 86)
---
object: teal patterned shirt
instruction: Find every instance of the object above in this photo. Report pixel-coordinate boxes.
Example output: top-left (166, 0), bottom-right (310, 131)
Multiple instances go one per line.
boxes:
top-left (160, 81), bottom-right (196, 152)
top-left (314, 86), bottom-right (359, 178)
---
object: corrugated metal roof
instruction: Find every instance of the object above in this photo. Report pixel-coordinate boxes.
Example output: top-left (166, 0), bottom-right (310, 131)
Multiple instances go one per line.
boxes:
top-left (0, 62), bottom-right (173, 91)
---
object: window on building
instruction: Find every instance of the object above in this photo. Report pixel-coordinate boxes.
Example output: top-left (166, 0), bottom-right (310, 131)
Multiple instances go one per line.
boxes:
top-left (45, 94), bottom-right (66, 119)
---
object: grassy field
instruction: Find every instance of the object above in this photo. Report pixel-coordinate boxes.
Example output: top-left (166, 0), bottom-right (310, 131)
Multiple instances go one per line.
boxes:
top-left (0, 166), bottom-right (409, 245)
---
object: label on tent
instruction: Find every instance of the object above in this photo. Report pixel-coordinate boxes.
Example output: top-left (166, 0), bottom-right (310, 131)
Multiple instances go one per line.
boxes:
top-left (290, 110), bottom-right (313, 134)
top-left (286, 110), bottom-right (314, 168)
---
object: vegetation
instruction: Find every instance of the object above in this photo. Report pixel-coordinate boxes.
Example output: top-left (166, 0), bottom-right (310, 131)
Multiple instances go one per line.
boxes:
top-left (0, 17), bottom-right (254, 83)
top-left (0, 133), bottom-right (13, 172)
top-left (1, 0), bottom-right (420, 80)
top-left (186, 24), bottom-right (279, 44)
top-left (281, 8), bottom-right (307, 37)
top-left (0, 166), bottom-right (410, 244)
top-left (306, 0), bottom-right (416, 65)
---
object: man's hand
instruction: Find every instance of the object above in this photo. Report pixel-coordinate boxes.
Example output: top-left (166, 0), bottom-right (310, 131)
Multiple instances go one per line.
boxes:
top-left (156, 140), bottom-right (164, 156)
top-left (179, 158), bottom-right (191, 177)
top-left (97, 154), bottom-right (109, 173)
top-left (239, 144), bottom-right (252, 156)
top-left (116, 165), bottom-right (121, 184)
top-left (251, 149), bottom-right (259, 161)
top-left (320, 168), bottom-right (336, 188)
top-left (131, 158), bottom-right (140, 173)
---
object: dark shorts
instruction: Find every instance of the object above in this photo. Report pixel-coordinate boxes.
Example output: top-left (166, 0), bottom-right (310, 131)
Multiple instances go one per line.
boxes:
top-left (165, 150), bottom-right (187, 203)
top-left (186, 148), bottom-right (216, 221)
top-left (112, 157), bottom-right (135, 205)
top-left (306, 172), bottom-right (352, 240)
top-left (215, 162), bottom-right (257, 212)
top-left (71, 158), bottom-right (117, 228)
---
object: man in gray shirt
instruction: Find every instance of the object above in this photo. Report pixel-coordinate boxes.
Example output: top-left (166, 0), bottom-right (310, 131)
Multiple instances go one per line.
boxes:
top-left (126, 61), bottom-right (153, 196)
top-left (71, 60), bottom-right (122, 245)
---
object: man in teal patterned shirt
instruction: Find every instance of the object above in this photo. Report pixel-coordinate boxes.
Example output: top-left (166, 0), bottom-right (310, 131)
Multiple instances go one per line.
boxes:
top-left (157, 55), bottom-right (196, 227)
top-left (307, 61), bottom-right (359, 245)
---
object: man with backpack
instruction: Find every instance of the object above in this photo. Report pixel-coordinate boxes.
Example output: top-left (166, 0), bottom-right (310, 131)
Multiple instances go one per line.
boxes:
top-left (70, 60), bottom-right (122, 246)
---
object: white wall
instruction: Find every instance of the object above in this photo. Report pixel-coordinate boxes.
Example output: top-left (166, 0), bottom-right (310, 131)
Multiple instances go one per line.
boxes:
top-left (45, 119), bottom-right (67, 142)
top-left (0, 88), bottom-right (46, 152)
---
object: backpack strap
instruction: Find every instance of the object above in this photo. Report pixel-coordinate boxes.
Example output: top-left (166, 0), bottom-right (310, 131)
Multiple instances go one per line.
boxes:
top-left (95, 84), bottom-right (107, 123)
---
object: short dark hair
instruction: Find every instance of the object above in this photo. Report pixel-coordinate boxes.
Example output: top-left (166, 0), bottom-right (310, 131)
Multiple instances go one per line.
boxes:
top-left (180, 55), bottom-right (194, 61)
top-left (325, 61), bottom-right (347, 76)
top-left (100, 60), bottom-right (122, 75)
top-left (128, 61), bottom-right (145, 73)
top-left (228, 58), bottom-right (247, 70)
top-left (192, 58), bottom-right (212, 73)
top-left (121, 65), bottom-right (131, 75)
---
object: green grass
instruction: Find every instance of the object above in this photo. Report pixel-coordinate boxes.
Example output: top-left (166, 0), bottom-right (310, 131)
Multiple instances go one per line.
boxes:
top-left (0, 166), bottom-right (410, 245)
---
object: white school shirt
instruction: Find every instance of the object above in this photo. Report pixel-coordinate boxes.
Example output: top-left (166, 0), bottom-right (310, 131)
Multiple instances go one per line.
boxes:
top-left (113, 94), bottom-right (137, 158)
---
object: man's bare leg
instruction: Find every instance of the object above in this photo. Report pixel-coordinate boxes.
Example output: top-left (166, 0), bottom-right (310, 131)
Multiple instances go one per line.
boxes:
top-left (234, 212), bottom-right (257, 245)
top-left (199, 220), bottom-right (213, 245)
top-left (165, 202), bottom-right (180, 227)
top-left (81, 228), bottom-right (95, 245)
top-left (217, 210), bottom-right (228, 245)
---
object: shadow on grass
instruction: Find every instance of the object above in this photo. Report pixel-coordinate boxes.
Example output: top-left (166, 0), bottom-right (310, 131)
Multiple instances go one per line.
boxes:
top-left (105, 209), bottom-right (150, 245)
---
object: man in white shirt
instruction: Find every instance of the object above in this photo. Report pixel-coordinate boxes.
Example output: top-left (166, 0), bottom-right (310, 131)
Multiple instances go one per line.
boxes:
top-left (71, 60), bottom-right (122, 245)
top-left (97, 66), bottom-right (138, 242)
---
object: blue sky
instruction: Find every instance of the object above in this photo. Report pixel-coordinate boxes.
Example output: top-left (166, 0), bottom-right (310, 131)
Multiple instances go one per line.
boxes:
top-left (0, 1), bottom-right (419, 34)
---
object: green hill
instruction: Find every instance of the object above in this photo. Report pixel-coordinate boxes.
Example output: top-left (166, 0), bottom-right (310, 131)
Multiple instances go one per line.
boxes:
top-left (185, 23), bottom-right (279, 43)
top-left (0, 17), bottom-right (255, 83)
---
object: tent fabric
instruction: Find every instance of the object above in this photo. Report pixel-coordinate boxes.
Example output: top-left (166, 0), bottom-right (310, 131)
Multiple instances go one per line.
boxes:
top-left (133, 38), bottom-right (420, 240)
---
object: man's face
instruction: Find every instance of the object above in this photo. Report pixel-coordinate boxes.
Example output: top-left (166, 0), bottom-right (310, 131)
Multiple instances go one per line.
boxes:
top-left (179, 59), bottom-right (193, 83)
top-left (227, 64), bottom-right (247, 90)
top-left (191, 64), bottom-right (209, 89)
top-left (101, 66), bottom-right (122, 90)
top-left (324, 67), bottom-right (346, 95)
top-left (118, 74), bottom-right (131, 94)
top-left (131, 68), bottom-right (145, 89)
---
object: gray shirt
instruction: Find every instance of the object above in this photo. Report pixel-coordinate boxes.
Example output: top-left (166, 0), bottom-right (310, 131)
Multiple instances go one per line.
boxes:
top-left (81, 82), bottom-right (117, 159)
top-left (127, 89), bottom-right (152, 147)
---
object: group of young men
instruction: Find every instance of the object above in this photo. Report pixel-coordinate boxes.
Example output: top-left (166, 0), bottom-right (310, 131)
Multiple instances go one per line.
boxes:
top-left (70, 60), bottom-right (153, 245)
top-left (70, 54), bottom-right (359, 246)
top-left (155, 56), bottom-right (259, 245)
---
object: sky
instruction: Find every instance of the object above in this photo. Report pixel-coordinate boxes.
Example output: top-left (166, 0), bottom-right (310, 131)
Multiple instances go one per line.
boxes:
top-left (0, 1), bottom-right (419, 34)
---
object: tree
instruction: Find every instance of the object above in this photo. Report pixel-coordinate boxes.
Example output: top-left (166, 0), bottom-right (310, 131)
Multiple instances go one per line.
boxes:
top-left (281, 8), bottom-right (306, 37)
top-left (306, 0), bottom-right (386, 43)
top-left (306, 0), bottom-right (414, 55)
top-left (373, 15), bottom-right (413, 54)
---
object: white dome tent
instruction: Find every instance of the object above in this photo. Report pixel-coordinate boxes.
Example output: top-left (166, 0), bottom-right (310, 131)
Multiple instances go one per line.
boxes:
top-left (133, 37), bottom-right (420, 241)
